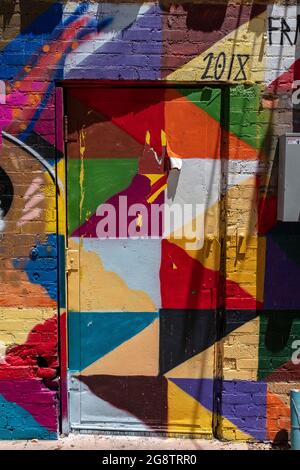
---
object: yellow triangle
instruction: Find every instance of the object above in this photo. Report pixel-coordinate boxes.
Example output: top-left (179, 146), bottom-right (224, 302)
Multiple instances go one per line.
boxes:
top-left (168, 381), bottom-right (251, 439)
top-left (168, 380), bottom-right (213, 434)
top-left (220, 417), bottom-right (252, 441)
top-left (167, 11), bottom-right (266, 83)
top-left (145, 174), bottom-right (164, 185)
top-left (80, 319), bottom-right (159, 376)
top-left (165, 344), bottom-right (215, 379)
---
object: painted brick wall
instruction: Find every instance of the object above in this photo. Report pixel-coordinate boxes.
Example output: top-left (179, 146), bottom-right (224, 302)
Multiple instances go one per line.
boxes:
top-left (0, 0), bottom-right (299, 442)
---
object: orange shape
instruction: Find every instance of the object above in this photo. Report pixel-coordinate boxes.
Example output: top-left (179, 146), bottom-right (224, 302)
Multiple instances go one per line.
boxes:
top-left (165, 89), bottom-right (221, 159)
top-left (266, 391), bottom-right (290, 442)
top-left (165, 89), bottom-right (259, 160)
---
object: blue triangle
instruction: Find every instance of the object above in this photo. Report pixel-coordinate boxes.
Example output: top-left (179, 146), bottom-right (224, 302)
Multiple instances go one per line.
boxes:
top-left (68, 311), bottom-right (158, 371)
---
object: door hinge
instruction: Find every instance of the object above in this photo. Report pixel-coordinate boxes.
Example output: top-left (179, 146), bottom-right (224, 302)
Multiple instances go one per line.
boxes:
top-left (66, 248), bottom-right (79, 273)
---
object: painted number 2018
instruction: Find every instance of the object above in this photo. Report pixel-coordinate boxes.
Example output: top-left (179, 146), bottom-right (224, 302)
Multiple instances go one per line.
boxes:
top-left (201, 53), bottom-right (250, 81)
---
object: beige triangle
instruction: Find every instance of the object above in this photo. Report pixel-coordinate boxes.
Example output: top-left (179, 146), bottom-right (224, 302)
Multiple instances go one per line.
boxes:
top-left (165, 315), bottom-right (260, 381)
top-left (80, 319), bottom-right (159, 376)
top-left (167, 11), bottom-right (266, 83)
top-left (165, 343), bottom-right (216, 379)
top-left (223, 317), bottom-right (260, 381)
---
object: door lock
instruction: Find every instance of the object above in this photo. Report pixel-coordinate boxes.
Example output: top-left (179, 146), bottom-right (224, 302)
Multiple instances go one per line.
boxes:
top-left (66, 248), bottom-right (79, 273)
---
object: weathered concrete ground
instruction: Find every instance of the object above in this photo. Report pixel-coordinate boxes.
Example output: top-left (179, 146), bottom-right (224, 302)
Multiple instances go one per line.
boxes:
top-left (0, 434), bottom-right (275, 450)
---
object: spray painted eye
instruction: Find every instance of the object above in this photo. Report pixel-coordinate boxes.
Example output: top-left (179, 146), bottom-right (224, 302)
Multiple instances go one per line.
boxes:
top-left (0, 167), bottom-right (14, 217)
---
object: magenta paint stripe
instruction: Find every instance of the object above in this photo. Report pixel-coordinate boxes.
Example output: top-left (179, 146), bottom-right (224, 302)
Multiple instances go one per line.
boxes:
top-left (55, 87), bottom-right (64, 154)
top-left (0, 379), bottom-right (57, 432)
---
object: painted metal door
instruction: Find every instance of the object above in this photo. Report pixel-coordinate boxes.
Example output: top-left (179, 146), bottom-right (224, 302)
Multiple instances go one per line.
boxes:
top-left (66, 86), bottom-right (222, 435)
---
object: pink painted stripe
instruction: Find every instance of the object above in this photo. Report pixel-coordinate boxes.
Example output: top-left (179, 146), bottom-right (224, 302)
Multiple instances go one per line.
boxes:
top-left (0, 379), bottom-right (57, 432)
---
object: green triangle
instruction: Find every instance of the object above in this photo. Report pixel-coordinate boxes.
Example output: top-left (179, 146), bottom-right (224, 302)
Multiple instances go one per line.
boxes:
top-left (67, 158), bottom-right (137, 235)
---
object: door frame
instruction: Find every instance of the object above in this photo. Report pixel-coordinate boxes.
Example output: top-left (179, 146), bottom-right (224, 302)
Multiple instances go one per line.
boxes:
top-left (55, 86), bottom-right (69, 434)
top-left (55, 80), bottom-right (229, 436)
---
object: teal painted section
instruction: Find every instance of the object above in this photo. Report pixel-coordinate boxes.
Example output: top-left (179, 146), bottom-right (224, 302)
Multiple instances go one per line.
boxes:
top-left (68, 311), bottom-right (158, 372)
top-left (58, 234), bottom-right (66, 309)
top-left (0, 395), bottom-right (57, 440)
top-left (291, 389), bottom-right (300, 450)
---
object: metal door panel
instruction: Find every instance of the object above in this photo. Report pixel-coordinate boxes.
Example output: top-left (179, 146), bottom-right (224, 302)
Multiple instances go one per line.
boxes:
top-left (66, 86), bottom-right (222, 435)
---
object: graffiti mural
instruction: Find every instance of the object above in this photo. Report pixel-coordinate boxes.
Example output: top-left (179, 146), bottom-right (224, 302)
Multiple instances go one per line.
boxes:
top-left (0, 0), bottom-right (299, 441)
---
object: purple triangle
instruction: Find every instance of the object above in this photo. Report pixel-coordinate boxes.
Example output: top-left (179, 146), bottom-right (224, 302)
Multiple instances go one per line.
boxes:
top-left (66, 5), bottom-right (162, 80)
top-left (170, 378), bottom-right (214, 412)
top-left (169, 379), bottom-right (267, 440)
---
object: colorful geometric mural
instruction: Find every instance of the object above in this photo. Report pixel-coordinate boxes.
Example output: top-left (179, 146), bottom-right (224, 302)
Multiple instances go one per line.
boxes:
top-left (0, 0), bottom-right (299, 441)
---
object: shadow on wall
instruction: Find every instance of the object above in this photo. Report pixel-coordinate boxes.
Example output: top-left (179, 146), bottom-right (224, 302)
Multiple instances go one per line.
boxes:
top-left (179, 3), bottom-right (228, 31)
top-left (0, 0), bottom-right (15, 29)
top-left (273, 429), bottom-right (289, 447)
top-left (265, 312), bottom-right (294, 353)
top-left (182, 4), bottom-right (227, 31)
top-left (0, 167), bottom-right (13, 218)
top-left (0, 0), bottom-right (63, 33)
top-left (159, 1), bottom-right (264, 31)
top-left (19, 0), bottom-right (63, 33)
top-left (158, 1), bottom-right (228, 31)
